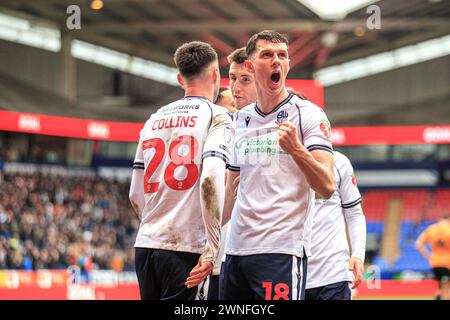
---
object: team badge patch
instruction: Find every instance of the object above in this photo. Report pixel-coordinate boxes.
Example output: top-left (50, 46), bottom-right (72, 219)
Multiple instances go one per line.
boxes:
top-left (277, 110), bottom-right (288, 123)
top-left (352, 173), bottom-right (358, 186)
top-left (319, 119), bottom-right (331, 139)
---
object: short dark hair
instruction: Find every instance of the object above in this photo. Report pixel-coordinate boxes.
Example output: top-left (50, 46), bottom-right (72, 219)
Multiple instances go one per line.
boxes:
top-left (174, 41), bottom-right (218, 78)
top-left (227, 47), bottom-right (247, 65)
top-left (246, 30), bottom-right (289, 59)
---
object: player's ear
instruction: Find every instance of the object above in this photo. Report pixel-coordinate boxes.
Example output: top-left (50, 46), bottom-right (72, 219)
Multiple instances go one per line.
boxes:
top-left (244, 60), bottom-right (254, 74)
top-left (177, 73), bottom-right (184, 87)
top-left (212, 67), bottom-right (219, 82)
top-left (212, 68), bottom-right (222, 89)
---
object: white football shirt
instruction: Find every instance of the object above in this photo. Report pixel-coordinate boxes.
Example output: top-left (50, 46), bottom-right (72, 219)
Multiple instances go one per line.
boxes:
top-left (226, 93), bottom-right (333, 258)
top-left (306, 151), bottom-right (365, 289)
top-left (133, 96), bottom-right (233, 254)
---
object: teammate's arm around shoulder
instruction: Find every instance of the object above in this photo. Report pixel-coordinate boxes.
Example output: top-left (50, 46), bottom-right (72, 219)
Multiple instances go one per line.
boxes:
top-left (129, 130), bottom-right (145, 221)
top-left (278, 104), bottom-right (335, 198)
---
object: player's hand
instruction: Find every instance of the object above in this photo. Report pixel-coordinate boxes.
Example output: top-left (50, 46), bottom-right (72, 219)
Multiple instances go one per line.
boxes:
top-left (349, 257), bottom-right (364, 289)
top-left (185, 255), bottom-right (213, 289)
top-left (233, 176), bottom-right (240, 200)
top-left (277, 121), bottom-right (303, 155)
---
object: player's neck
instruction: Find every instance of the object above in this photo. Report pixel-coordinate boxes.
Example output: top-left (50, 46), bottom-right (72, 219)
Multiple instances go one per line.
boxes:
top-left (184, 84), bottom-right (214, 102)
top-left (256, 89), bottom-right (289, 114)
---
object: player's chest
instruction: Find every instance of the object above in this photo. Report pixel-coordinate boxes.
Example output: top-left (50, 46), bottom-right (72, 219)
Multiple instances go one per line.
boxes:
top-left (233, 109), bottom-right (300, 168)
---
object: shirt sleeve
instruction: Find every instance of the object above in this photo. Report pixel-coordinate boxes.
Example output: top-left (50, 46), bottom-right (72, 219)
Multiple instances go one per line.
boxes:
top-left (343, 204), bottom-right (367, 262)
top-left (338, 155), bottom-right (366, 261)
top-left (226, 116), bottom-right (240, 172)
top-left (300, 103), bottom-right (333, 153)
top-left (133, 129), bottom-right (145, 170)
top-left (129, 129), bottom-right (145, 218)
top-left (202, 107), bottom-right (233, 166)
top-left (338, 156), bottom-right (362, 209)
top-left (199, 156), bottom-right (226, 264)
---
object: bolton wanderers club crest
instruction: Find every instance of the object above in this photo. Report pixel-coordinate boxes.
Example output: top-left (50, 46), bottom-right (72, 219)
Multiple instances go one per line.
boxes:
top-left (277, 110), bottom-right (288, 123)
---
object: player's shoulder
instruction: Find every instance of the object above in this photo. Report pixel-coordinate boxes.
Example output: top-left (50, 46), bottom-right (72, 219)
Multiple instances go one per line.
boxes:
top-left (291, 95), bottom-right (325, 115)
top-left (209, 101), bottom-right (228, 115)
top-left (162, 96), bottom-right (212, 111)
top-left (240, 103), bottom-right (256, 114)
top-left (300, 102), bottom-right (326, 116)
top-left (149, 98), bottom-right (183, 118)
top-left (233, 103), bottom-right (256, 121)
top-left (334, 151), bottom-right (354, 174)
top-left (334, 151), bottom-right (351, 166)
top-left (428, 222), bottom-right (439, 232)
top-left (426, 221), bottom-right (442, 232)
top-left (142, 99), bottom-right (175, 122)
top-left (209, 102), bottom-right (233, 127)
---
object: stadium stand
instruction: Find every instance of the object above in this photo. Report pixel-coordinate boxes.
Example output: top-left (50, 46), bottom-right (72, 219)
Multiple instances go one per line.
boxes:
top-left (0, 171), bottom-right (138, 272)
top-left (364, 188), bottom-right (450, 276)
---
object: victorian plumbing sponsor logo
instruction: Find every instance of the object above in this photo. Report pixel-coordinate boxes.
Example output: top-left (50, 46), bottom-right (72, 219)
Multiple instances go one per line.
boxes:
top-left (87, 122), bottom-right (110, 139)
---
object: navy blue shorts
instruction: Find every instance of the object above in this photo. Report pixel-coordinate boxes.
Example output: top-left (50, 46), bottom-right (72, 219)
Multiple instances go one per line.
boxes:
top-left (305, 281), bottom-right (352, 300)
top-left (207, 262), bottom-right (227, 300)
top-left (220, 253), bottom-right (307, 300)
top-left (207, 275), bottom-right (220, 300)
top-left (135, 247), bottom-right (200, 300)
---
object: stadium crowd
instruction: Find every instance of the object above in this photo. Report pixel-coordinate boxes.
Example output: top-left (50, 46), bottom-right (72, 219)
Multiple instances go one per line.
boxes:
top-left (0, 171), bottom-right (139, 271)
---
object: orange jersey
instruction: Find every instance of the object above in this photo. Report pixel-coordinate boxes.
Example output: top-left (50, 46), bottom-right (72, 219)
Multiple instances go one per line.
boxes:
top-left (418, 221), bottom-right (450, 268)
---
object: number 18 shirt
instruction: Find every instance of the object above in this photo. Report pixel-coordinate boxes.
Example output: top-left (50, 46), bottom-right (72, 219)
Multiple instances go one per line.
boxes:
top-left (226, 93), bottom-right (333, 258)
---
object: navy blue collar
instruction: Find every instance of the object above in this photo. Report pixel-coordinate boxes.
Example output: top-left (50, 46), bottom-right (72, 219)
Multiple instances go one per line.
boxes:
top-left (183, 95), bottom-right (211, 102)
top-left (254, 93), bottom-right (293, 117)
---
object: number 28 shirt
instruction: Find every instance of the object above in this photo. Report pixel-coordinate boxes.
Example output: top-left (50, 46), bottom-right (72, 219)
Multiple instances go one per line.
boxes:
top-left (133, 96), bottom-right (233, 254)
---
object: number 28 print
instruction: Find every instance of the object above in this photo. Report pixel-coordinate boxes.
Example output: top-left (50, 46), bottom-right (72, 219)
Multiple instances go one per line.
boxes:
top-left (143, 135), bottom-right (199, 193)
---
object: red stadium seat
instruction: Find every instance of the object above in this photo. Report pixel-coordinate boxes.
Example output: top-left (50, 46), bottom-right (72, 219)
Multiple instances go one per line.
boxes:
top-left (425, 189), bottom-right (450, 221)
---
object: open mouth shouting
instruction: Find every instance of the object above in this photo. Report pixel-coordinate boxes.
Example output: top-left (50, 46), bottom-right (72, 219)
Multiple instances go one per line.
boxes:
top-left (270, 71), bottom-right (281, 84)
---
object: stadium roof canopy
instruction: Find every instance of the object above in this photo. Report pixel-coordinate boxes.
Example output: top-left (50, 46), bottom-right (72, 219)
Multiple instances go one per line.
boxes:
top-left (0, 0), bottom-right (449, 79)
top-left (298, 0), bottom-right (379, 21)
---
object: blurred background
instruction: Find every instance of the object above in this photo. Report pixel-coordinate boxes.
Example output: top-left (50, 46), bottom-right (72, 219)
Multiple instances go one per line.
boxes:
top-left (0, 0), bottom-right (449, 299)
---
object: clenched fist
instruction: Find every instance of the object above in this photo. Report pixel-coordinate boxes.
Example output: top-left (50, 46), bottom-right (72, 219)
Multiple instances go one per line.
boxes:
top-left (277, 120), bottom-right (303, 155)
